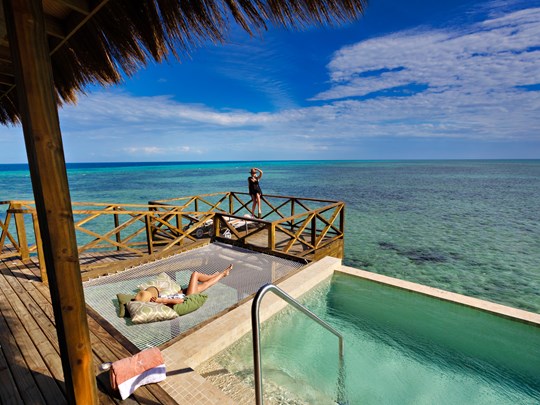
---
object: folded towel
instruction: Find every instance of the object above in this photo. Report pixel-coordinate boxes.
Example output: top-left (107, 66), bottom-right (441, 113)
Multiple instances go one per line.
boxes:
top-left (109, 347), bottom-right (166, 400)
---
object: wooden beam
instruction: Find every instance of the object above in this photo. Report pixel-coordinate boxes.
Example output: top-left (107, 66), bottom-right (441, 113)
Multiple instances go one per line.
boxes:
top-left (145, 214), bottom-right (154, 255)
top-left (32, 212), bottom-right (48, 282)
top-left (2, 0), bottom-right (98, 404)
top-left (53, 0), bottom-right (91, 15)
top-left (0, 62), bottom-right (14, 76)
top-left (0, 209), bottom-right (17, 249)
top-left (51, 0), bottom-right (110, 55)
top-left (0, 73), bottom-right (14, 86)
top-left (0, 46), bottom-right (12, 63)
top-left (268, 223), bottom-right (275, 250)
top-left (12, 203), bottom-right (29, 261)
top-left (45, 15), bottom-right (66, 39)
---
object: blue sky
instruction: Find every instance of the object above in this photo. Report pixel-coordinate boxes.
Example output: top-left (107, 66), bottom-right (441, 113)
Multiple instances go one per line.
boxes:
top-left (1, 0), bottom-right (539, 163)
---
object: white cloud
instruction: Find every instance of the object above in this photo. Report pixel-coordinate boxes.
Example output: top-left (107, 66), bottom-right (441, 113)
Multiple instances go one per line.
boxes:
top-left (124, 146), bottom-right (166, 154)
top-left (306, 5), bottom-right (540, 141)
top-left (62, 92), bottom-right (276, 127)
top-left (4, 1), bottom-right (536, 163)
top-left (208, 30), bottom-right (301, 110)
top-left (314, 7), bottom-right (540, 101)
top-left (123, 146), bottom-right (197, 155)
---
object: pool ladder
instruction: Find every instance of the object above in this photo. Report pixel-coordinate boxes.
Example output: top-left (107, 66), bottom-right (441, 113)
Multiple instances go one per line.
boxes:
top-left (251, 284), bottom-right (345, 405)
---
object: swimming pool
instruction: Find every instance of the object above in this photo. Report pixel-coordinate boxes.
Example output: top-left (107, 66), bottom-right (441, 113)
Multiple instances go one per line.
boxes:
top-left (202, 272), bottom-right (540, 404)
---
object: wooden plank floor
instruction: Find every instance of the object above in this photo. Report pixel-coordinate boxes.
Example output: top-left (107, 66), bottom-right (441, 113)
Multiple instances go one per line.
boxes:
top-left (0, 229), bottom-right (338, 404)
top-left (0, 254), bottom-right (178, 405)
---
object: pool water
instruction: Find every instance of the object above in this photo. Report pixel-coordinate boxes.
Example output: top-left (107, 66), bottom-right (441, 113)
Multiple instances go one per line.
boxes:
top-left (206, 273), bottom-right (540, 404)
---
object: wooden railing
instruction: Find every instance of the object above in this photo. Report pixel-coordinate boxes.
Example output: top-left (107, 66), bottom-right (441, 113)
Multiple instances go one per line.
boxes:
top-left (0, 200), bottom-right (43, 263)
top-left (1, 192), bottom-right (345, 280)
top-left (153, 192), bottom-right (345, 261)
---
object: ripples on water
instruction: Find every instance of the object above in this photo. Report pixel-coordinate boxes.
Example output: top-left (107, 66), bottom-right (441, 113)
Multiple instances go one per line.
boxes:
top-left (1, 160), bottom-right (539, 312)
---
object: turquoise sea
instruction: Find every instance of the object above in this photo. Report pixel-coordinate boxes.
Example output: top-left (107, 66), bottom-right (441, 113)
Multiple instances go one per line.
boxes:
top-left (1, 160), bottom-right (539, 313)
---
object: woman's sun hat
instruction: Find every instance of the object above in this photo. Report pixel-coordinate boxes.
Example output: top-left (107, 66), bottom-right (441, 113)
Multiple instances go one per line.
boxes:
top-left (135, 286), bottom-right (159, 302)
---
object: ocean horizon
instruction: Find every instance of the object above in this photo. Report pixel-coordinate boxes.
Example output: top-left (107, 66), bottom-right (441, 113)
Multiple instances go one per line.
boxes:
top-left (1, 159), bottom-right (539, 314)
top-left (2, 158), bottom-right (539, 168)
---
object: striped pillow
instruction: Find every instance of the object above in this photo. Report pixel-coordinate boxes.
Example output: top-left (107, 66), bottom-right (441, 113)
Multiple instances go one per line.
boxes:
top-left (127, 301), bottom-right (178, 324)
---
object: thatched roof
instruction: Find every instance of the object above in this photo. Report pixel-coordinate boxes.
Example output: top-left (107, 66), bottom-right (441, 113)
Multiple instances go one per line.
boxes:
top-left (0, 0), bottom-right (366, 125)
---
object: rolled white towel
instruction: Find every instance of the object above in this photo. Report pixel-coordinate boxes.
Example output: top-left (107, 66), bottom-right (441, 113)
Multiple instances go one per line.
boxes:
top-left (109, 347), bottom-right (166, 400)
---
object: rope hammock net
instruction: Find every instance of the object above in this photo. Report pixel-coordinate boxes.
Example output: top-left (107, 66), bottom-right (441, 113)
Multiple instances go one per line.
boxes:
top-left (83, 242), bottom-right (304, 349)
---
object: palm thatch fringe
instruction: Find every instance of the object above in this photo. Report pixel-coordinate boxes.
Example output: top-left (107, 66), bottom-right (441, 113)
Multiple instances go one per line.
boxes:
top-left (0, 0), bottom-right (366, 125)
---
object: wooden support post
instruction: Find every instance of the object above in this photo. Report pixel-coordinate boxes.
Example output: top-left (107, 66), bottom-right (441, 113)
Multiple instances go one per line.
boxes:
top-left (32, 212), bottom-right (47, 283)
top-left (340, 205), bottom-right (345, 256)
top-left (268, 223), bottom-right (275, 251)
top-left (176, 213), bottom-right (183, 245)
top-left (229, 193), bottom-right (234, 214)
top-left (0, 211), bottom-right (9, 252)
top-left (214, 214), bottom-right (221, 238)
top-left (3, 0), bottom-right (98, 403)
top-left (340, 205), bottom-right (345, 234)
top-left (114, 210), bottom-right (121, 251)
top-left (291, 199), bottom-right (295, 230)
top-left (311, 216), bottom-right (317, 247)
top-left (13, 203), bottom-right (30, 261)
top-left (145, 214), bottom-right (154, 255)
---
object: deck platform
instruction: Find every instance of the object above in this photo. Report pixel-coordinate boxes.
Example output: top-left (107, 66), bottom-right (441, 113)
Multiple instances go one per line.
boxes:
top-left (0, 243), bottom-right (307, 404)
top-left (0, 193), bottom-right (344, 403)
top-left (0, 252), bottom-right (179, 404)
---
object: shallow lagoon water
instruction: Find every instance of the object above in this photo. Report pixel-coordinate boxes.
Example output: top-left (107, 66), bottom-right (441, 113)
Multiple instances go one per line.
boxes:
top-left (1, 159), bottom-right (539, 312)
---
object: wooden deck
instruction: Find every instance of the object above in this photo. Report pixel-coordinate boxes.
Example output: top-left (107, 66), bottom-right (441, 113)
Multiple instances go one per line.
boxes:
top-left (0, 193), bottom-right (344, 403)
top-left (0, 253), bottom-right (178, 405)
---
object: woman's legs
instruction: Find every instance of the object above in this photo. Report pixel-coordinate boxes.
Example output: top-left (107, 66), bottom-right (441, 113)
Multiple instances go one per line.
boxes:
top-left (251, 193), bottom-right (261, 217)
top-left (255, 193), bottom-right (262, 216)
top-left (185, 264), bottom-right (233, 295)
top-left (251, 193), bottom-right (258, 216)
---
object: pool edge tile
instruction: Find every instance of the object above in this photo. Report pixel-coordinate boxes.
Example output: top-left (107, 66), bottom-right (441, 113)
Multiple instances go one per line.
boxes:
top-left (163, 256), bottom-right (341, 368)
top-left (160, 256), bottom-right (341, 403)
top-left (338, 265), bottom-right (540, 326)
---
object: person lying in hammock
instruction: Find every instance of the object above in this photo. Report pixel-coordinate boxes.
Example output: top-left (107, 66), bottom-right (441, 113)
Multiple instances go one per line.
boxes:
top-left (135, 264), bottom-right (233, 305)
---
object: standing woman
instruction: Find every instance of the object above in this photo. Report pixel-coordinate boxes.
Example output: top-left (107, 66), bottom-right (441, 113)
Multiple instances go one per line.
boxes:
top-left (248, 167), bottom-right (263, 218)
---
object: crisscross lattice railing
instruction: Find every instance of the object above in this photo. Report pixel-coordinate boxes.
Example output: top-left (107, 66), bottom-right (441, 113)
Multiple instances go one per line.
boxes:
top-left (0, 200), bottom-right (42, 263)
top-left (154, 192), bottom-right (345, 260)
top-left (1, 192), bottom-right (344, 281)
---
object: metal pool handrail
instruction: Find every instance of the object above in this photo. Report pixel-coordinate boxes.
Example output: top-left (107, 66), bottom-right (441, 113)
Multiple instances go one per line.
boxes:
top-left (251, 283), bottom-right (344, 405)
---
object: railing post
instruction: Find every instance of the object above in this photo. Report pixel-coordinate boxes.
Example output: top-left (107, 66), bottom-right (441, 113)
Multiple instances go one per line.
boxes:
top-left (0, 208), bottom-right (9, 252)
top-left (268, 223), bottom-right (275, 251)
top-left (214, 214), bottom-right (221, 238)
top-left (32, 212), bottom-right (47, 283)
top-left (229, 192), bottom-right (234, 214)
top-left (311, 216), bottom-right (317, 248)
top-left (340, 204), bottom-right (345, 235)
top-left (145, 213), bottom-right (154, 255)
top-left (176, 212), bottom-right (183, 246)
top-left (13, 203), bottom-right (30, 261)
top-left (291, 199), bottom-right (295, 230)
top-left (113, 207), bottom-right (121, 251)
